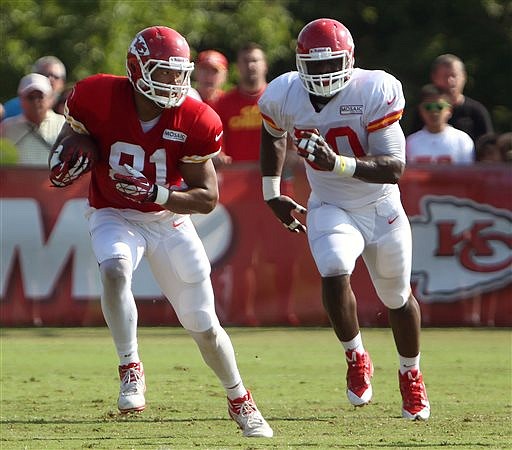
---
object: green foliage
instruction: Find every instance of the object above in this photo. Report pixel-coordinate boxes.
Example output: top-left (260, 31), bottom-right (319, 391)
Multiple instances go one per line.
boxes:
top-left (1, 327), bottom-right (511, 449)
top-left (0, 138), bottom-right (19, 165)
top-left (1, 0), bottom-right (510, 131)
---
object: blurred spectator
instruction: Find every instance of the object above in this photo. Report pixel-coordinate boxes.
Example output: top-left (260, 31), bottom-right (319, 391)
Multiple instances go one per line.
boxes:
top-left (214, 42), bottom-right (268, 164)
top-left (497, 132), bottom-right (512, 162)
top-left (475, 133), bottom-right (504, 163)
top-left (194, 50), bottom-right (228, 107)
top-left (408, 54), bottom-right (493, 142)
top-left (211, 43), bottom-right (269, 324)
top-left (187, 86), bottom-right (202, 101)
top-left (211, 43), bottom-right (301, 326)
top-left (3, 56), bottom-right (67, 120)
top-left (0, 73), bottom-right (65, 166)
top-left (406, 84), bottom-right (474, 164)
top-left (54, 85), bottom-right (73, 115)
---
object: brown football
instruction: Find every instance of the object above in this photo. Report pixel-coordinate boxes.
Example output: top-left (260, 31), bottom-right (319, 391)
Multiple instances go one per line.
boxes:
top-left (58, 133), bottom-right (100, 165)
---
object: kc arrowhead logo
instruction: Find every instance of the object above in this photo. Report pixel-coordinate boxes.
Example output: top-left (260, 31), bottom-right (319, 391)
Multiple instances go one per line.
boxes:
top-left (410, 196), bottom-right (512, 303)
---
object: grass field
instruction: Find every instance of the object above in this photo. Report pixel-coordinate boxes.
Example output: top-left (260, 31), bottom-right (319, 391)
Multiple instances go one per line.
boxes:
top-left (1, 327), bottom-right (511, 449)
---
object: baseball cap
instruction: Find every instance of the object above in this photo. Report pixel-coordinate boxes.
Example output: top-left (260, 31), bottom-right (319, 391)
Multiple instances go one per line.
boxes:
top-left (18, 73), bottom-right (52, 96)
top-left (197, 50), bottom-right (228, 70)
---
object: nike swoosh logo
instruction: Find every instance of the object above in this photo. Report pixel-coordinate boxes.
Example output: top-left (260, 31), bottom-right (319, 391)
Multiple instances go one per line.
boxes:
top-left (388, 215), bottom-right (399, 224)
top-left (215, 131), bottom-right (223, 142)
top-left (173, 219), bottom-right (186, 228)
top-left (387, 96), bottom-right (396, 105)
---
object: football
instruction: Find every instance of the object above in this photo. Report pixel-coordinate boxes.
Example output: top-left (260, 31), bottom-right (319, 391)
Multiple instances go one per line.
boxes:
top-left (57, 133), bottom-right (100, 165)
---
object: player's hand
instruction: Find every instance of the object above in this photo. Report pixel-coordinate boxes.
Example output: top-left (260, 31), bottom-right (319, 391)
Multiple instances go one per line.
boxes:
top-left (113, 164), bottom-right (157, 203)
top-left (266, 195), bottom-right (307, 233)
top-left (49, 144), bottom-right (92, 187)
top-left (296, 130), bottom-right (336, 171)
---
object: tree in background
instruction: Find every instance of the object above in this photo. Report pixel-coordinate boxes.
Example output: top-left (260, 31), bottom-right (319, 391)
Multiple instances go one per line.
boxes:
top-left (1, 0), bottom-right (510, 132)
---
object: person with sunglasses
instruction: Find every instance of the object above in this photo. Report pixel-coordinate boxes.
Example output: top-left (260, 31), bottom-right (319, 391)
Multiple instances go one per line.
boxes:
top-left (407, 54), bottom-right (493, 143)
top-left (406, 84), bottom-right (474, 164)
top-left (2, 55), bottom-right (67, 121)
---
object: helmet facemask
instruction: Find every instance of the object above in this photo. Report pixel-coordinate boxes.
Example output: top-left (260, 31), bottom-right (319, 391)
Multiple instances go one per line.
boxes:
top-left (296, 48), bottom-right (354, 97)
top-left (130, 55), bottom-right (194, 108)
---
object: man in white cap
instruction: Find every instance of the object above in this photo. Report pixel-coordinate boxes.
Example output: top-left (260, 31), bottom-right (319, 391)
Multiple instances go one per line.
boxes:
top-left (3, 55), bottom-right (67, 120)
top-left (0, 73), bottom-right (65, 166)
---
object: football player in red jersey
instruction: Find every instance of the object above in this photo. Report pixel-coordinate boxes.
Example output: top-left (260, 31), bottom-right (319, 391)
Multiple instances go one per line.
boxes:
top-left (259, 18), bottom-right (430, 420)
top-left (48, 26), bottom-right (272, 437)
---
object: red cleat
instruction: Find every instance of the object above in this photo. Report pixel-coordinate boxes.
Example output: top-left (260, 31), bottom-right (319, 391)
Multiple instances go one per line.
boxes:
top-left (399, 369), bottom-right (430, 420)
top-left (345, 350), bottom-right (374, 406)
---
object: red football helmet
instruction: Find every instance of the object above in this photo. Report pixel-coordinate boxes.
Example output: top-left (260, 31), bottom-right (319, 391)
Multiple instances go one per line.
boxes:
top-left (296, 18), bottom-right (355, 97)
top-left (127, 26), bottom-right (194, 108)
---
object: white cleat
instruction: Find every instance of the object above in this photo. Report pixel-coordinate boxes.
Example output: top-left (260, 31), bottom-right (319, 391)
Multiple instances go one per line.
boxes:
top-left (118, 361), bottom-right (146, 413)
top-left (228, 390), bottom-right (273, 437)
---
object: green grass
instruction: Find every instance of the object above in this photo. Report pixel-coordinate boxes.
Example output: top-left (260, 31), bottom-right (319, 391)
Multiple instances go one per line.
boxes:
top-left (1, 327), bottom-right (511, 449)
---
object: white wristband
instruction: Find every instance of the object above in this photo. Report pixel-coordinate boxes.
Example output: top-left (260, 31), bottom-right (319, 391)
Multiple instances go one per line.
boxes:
top-left (262, 176), bottom-right (281, 201)
top-left (332, 155), bottom-right (356, 177)
top-left (154, 185), bottom-right (170, 205)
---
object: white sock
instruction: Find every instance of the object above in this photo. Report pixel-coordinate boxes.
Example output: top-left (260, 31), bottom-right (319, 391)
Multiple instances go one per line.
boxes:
top-left (188, 325), bottom-right (245, 400)
top-left (399, 353), bottom-right (420, 374)
top-left (99, 261), bottom-right (140, 367)
top-left (342, 331), bottom-right (365, 353)
top-left (119, 349), bottom-right (140, 366)
top-left (101, 292), bottom-right (139, 366)
top-left (226, 381), bottom-right (248, 401)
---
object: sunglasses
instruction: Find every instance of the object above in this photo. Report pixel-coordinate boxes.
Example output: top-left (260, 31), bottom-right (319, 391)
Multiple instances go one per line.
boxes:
top-left (422, 101), bottom-right (451, 112)
top-left (45, 73), bottom-right (65, 80)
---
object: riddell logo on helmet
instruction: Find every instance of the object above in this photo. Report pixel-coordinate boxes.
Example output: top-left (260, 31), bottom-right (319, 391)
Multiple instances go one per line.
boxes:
top-left (309, 47), bottom-right (332, 57)
top-left (410, 195), bottom-right (511, 303)
top-left (131, 36), bottom-right (149, 56)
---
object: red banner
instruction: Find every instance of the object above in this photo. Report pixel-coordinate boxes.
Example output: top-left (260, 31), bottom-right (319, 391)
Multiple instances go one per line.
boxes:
top-left (1, 164), bottom-right (510, 327)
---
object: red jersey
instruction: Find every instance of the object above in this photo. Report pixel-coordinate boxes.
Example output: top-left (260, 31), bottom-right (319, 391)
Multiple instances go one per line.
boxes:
top-left (201, 89), bottom-right (225, 110)
top-left (65, 74), bottom-right (222, 212)
top-left (213, 85), bottom-right (266, 162)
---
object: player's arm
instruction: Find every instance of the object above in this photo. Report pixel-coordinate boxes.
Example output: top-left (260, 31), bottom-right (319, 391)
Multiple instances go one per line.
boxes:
top-left (114, 159), bottom-right (218, 214)
top-left (296, 122), bottom-right (405, 184)
top-left (165, 159), bottom-right (219, 214)
top-left (260, 126), bottom-right (307, 233)
top-left (353, 122), bottom-right (405, 183)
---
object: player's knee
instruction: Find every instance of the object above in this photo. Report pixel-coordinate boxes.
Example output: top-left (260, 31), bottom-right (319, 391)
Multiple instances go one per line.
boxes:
top-left (180, 309), bottom-right (219, 333)
top-left (374, 277), bottom-right (410, 309)
top-left (99, 258), bottom-right (131, 288)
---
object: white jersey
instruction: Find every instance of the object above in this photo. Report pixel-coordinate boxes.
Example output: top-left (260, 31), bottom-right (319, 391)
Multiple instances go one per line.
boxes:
top-left (406, 126), bottom-right (475, 164)
top-left (258, 68), bottom-right (406, 209)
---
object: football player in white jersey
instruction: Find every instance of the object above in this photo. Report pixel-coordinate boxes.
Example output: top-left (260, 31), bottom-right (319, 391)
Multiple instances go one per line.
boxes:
top-left (258, 18), bottom-right (430, 420)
